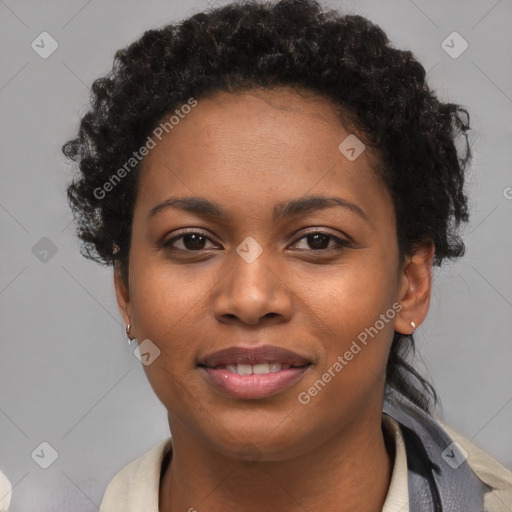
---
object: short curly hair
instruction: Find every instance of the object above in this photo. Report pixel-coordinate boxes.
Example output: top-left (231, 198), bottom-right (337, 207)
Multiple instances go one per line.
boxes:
top-left (62, 0), bottom-right (471, 412)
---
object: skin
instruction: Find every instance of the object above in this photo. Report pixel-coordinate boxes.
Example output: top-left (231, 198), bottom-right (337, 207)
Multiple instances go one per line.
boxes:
top-left (114, 87), bottom-right (434, 511)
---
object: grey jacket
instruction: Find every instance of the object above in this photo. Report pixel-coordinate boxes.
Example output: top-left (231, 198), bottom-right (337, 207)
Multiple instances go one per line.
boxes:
top-left (384, 388), bottom-right (511, 511)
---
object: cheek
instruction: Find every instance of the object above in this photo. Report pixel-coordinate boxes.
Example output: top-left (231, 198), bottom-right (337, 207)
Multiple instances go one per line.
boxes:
top-left (302, 252), bottom-right (399, 388)
top-left (130, 256), bottom-right (206, 337)
top-left (128, 258), bottom-right (214, 401)
top-left (296, 275), bottom-right (397, 424)
top-left (308, 252), bottom-right (398, 339)
top-left (128, 261), bottom-right (209, 410)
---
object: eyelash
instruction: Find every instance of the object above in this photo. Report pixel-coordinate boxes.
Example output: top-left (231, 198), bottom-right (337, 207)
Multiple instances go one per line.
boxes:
top-left (162, 228), bottom-right (351, 254)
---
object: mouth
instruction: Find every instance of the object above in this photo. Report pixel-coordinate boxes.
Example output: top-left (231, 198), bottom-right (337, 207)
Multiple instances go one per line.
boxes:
top-left (202, 361), bottom-right (307, 374)
top-left (197, 345), bottom-right (312, 399)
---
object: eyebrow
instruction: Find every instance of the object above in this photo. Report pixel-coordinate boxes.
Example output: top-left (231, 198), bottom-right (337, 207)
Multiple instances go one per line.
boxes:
top-left (147, 194), bottom-right (369, 224)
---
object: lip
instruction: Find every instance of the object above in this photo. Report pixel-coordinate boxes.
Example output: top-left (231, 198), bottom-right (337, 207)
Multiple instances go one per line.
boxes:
top-left (197, 344), bottom-right (312, 399)
top-left (197, 344), bottom-right (311, 368)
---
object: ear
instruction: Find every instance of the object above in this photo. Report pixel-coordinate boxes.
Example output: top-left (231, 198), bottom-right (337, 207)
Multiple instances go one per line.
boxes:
top-left (395, 240), bottom-right (435, 335)
top-left (113, 261), bottom-right (133, 334)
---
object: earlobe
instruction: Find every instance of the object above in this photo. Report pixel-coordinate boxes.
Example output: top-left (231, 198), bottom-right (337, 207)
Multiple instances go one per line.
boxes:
top-left (394, 241), bottom-right (435, 335)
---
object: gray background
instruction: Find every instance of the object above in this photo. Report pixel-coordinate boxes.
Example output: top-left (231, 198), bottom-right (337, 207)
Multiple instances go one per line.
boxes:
top-left (0, 0), bottom-right (511, 510)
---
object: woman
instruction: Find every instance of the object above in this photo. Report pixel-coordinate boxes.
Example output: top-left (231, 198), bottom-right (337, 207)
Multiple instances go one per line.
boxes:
top-left (62, 0), bottom-right (512, 510)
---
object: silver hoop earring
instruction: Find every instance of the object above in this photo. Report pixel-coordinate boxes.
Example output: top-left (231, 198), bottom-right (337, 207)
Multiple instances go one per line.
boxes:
top-left (126, 324), bottom-right (133, 346)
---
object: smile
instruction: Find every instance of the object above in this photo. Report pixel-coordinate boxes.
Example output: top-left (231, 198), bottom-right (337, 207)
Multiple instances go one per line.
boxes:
top-left (212, 362), bottom-right (301, 374)
top-left (197, 344), bottom-right (312, 399)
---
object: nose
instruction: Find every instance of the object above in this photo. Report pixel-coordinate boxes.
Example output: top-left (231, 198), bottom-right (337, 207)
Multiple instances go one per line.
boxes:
top-left (211, 246), bottom-right (293, 326)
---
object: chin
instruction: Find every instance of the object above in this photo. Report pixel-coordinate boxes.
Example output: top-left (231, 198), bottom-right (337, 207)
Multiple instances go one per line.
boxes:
top-left (195, 413), bottom-right (315, 462)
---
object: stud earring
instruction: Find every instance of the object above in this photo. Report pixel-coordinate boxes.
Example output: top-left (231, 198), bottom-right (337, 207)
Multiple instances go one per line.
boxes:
top-left (410, 321), bottom-right (416, 333)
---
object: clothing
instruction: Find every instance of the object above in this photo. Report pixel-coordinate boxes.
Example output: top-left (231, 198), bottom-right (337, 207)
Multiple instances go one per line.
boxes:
top-left (100, 417), bottom-right (409, 511)
top-left (100, 395), bottom-right (512, 511)
top-left (384, 389), bottom-right (512, 511)
top-left (0, 470), bottom-right (12, 512)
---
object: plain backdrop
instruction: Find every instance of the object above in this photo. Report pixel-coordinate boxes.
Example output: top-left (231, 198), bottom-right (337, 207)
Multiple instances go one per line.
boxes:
top-left (0, 0), bottom-right (511, 510)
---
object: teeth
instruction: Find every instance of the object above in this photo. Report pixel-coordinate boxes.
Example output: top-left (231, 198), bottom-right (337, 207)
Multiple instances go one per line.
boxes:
top-left (223, 362), bottom-right (284, 374)
top-left (253, 363), bottom-right (270, 374)
top-left (270, 362), bottom-right (282, 372)
top-left (237, 364), bottom-right (252, 375)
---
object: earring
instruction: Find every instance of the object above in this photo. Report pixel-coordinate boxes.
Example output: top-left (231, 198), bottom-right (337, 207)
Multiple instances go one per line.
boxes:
top-left (410, 321), bottom-right (416, 333)
top-left (126, 324), bottom-right (133, 346)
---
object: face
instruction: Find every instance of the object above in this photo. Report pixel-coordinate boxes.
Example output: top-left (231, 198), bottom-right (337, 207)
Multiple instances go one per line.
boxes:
top-left (115, 87), bottom-right (427, 461)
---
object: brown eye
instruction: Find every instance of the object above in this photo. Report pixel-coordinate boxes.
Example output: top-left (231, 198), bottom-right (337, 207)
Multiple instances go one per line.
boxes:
top-left (163, 231), bottom-right (218, 252)
top-left (292, 231), bottom-right (350, 251)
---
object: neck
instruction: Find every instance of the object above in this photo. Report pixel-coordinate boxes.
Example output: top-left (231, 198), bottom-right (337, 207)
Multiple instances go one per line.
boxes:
top-left (159, 409), bottom-right (394, 512)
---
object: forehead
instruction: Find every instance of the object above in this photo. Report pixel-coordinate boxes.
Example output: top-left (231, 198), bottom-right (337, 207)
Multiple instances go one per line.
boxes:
top-left (143, 87), bottom-right (354, 170)
top-left (134, 87), bottom-right (390, 224)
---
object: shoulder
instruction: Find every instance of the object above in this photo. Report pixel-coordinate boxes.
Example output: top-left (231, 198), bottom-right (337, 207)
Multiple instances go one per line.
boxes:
top-left (438, 421), bottom-right (512, 511)
top-left (100, 437), bottom-right (173, 512)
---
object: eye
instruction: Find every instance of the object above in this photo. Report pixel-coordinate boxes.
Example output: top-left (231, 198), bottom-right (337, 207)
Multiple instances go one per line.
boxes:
top-left (291, 231), bottom-right (350, 252)
top-left (162, 229), bottom-right (350, 254)
top-left (163, 229), bottom-right (219, 252)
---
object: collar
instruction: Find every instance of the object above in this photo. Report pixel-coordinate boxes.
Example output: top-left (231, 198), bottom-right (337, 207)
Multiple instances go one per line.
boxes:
top-left (100, 416), bottom-right (410, 511)
top-left (382, 415), bottom-right (410, 512)
top-left (383, 389), bottom-right (490, 512)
